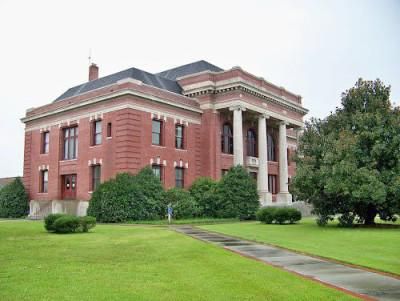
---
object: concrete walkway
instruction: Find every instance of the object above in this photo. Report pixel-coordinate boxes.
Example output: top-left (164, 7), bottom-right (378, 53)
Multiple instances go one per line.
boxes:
top-left (174, 226), bottom-right (400, 301)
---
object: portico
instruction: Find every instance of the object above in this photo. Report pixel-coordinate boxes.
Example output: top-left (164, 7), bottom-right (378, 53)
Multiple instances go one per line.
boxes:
top-left (227, 103), bottom-right (300, 206)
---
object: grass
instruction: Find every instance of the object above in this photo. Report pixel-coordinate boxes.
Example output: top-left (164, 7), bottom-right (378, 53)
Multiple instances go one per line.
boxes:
top-left (0, 220), bottom-right (357, 301)
top-left (201, 218), bottom-right (400, 275)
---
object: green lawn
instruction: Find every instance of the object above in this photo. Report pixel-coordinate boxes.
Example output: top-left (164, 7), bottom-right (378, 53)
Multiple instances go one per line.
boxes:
top-left (201, 218), bottom-right (400, 275)
top-left (0, 220), bottom-right (356, 301)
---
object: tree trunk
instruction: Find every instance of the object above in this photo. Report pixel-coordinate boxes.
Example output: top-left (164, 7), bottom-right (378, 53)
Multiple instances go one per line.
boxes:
top-left (364, 206), bottom-right (377, 225)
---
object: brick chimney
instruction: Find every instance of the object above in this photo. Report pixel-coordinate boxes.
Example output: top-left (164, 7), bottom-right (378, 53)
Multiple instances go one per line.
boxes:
top-left (89, 63), bottom-right (99, 81)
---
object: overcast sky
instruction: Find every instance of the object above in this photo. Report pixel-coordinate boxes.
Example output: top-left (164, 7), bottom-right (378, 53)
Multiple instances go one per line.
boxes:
top-left (0, 0), bottom-right (399, 177)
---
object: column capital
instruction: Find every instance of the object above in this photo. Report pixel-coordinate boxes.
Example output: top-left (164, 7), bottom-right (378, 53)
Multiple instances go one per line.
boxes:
top-left (259, 112), bottom-right (270, 120)
top-left (229, 104), bottom-right (247, 112)
top-left (279, 120), bottom-right (289, 126)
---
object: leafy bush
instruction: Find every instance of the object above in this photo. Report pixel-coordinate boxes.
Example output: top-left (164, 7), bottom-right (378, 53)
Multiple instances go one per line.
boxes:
top-left (256, 207), bottom-right (277, 224)
top-left (287, 208), bottom-right (302, 224)
top-left (189, 177), bottom-right (218, 217)
top-left (0, 177), bottom-right (29, 218)
top-left (44, 213), bottom-right (65, 231)
top-left (256, 207), bottom-right (302, 224)
top-left (164, 188), bottom-right (200, 219)
top-left (80, 216), bottom-right (96, 232)
top-left (87, 167), bottom-right (165, 222)
top-left (53, 215), bottom-right (81, 233)
top-left (215, 166), bottom-right (259, 220)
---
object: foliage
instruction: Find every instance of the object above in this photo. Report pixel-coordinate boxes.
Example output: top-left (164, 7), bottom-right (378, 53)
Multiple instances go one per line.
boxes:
top-left (45, 214), bottom-right (97, 233)
top-left (164, 188), bottom-right (200, 219)
top-left (256, 207), bottom-right (277, 224)
top-left (53, 215), bottom-right (81, 233)
top-left (87, 167), bottom-right (165, 222)
top-left (189, 177), bottom-right (218, 217)
top-left (292, 79), bottom-right (400, 226)
top-left (44, 213), bottom-right (65, 231)
top-left (80, 216), bottom-right (97, 232)
top-left (256, 207), bottom-right (302, 224)
top-left (0, 177), bottom-right (29, 218)
top-left (215, 166), bottom-right (260, 220)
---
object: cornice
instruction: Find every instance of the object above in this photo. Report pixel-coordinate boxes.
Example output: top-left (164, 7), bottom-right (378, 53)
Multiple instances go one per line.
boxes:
top-left (21, 88), bottom-right (202, 123)
top-left (182, 81), bottom-right (308, 115)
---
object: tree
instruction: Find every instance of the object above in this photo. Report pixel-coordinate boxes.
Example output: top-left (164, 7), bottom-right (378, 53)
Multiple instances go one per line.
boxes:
top-left (0, 177), bottom-right (29, 218)
top-left (292, 79), bottom-right (400, 226)
top-left (215, 165), bottom-right (259, 219)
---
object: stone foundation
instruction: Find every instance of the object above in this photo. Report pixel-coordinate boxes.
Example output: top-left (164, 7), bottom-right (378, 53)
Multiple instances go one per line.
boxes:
top-left (28, 200), bottom-right (89, 219)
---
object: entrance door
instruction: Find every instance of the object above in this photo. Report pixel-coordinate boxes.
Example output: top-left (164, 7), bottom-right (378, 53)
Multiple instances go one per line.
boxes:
top-left (62, 174), bottom-right (77, 200)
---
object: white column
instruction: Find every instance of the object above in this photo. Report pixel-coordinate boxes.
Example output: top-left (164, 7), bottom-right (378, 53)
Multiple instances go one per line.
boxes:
top-left (230, 105), bottom-right (246, 166)
top-left (258, 114), bottom-right (272, 206)
top-left (277, 121), bottom-right (292, 204)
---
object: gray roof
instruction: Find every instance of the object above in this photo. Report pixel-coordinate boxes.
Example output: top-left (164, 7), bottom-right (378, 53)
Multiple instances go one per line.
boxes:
top-left (156, 60), bottom-right (223, 80)
top-left (54, 60), bottom-right (223, 102)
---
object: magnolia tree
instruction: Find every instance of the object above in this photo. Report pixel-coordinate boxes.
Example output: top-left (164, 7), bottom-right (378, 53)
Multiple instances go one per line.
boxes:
top-left (292, 79), bottom-right (400, 226)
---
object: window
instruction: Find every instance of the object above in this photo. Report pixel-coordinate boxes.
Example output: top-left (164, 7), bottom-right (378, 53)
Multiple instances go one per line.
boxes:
top-left (152, 119), bottom-right (162, 145)
top-left (63, 127), bottom-right (78, 160)
top-left (175, 167), bottom-right (184, 188)
top-left (221, 169), bottom-right (229, 176)
top-left (107, 122), bottom-right (112, 138)
top-left (267, 134), bottom-right (276, 161)
top-left (152, 165), bottom-right (162, 182)
top-left (40, 170), bottom-right (48, 193)
top-left (175, 124), bottom-right (184, 149)
top-left (221, 123), bottom-right (233, 154)
top-left (268, 175), bottom-right (277, 194)
top-left (247, 129), bottom-right (257, 157)
top-left (41, 131), bottom-right (50, 154)
top-left (250, 172), bottom-right (257, 181)
top-left (287, 148), bottom-right (290, 165)
top-left (92, 120), bottom-right (102, 145)
top-left (91, 165), bottom-right (101, 191)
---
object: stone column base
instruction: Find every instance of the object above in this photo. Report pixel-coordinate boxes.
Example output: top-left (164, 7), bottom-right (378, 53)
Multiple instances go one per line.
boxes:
top-left (77, 201), bottom-right (89, 216)
top-left (276, 192), bottom-right (292, 205)
top-left (259, 191), bottom-right (273, 206)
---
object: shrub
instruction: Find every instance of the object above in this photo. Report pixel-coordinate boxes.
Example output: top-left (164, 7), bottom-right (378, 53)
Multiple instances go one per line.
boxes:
top-left (287, 208), bottom-right (302, 224)
top-left (256, 207), bottom-right (302, 224)
top-left (44, 213), bottom-right (66, 231)
top-left (189, 177), bottom-right (218, 217)
top-left (215, 166), bottom-right (259, 219)
top-left (87, 167), bottom-right (165, 222)
top-left (53, 215), bottom-right (81, 233)
top-left (164, 188), bottom-right (200, 219)
top-left (79, 216), bottom-right (96, 232)
top-left (0, 178), bottom-right (29, 218)
top-left (256, 207), bottom-right (277, 224)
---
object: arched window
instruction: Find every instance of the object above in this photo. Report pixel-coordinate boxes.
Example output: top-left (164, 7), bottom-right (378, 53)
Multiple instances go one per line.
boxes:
top-left (267, 134), bottom-right (276, 161)
top-left (247, 129), bottom-right (257, 157)
top-left (221, 123), bottom-right (233, 154)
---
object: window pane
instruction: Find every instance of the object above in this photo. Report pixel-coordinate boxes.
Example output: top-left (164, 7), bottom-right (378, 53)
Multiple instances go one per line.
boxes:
top-left (152, 165), bottom-right (161, 181)
top-left (152, 133), bottom-right (160, 145)
top-left (175, 168), bottom-right (184, 188)
top-left (152, 120), bottom-right (161, 133)
top-left (152, 120), bottom-right (162, 145)
top-left (107, 123), bottom-right (112, 137)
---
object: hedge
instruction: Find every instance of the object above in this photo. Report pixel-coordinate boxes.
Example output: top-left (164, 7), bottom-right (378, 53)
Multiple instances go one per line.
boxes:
top-left (44, 214), bottom-right (97, 233)
top-left (256, 207), bottom-right (302, 224)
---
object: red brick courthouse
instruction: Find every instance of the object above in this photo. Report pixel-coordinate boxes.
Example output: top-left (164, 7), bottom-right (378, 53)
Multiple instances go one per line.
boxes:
top-left (22, 61), bottom-right (308, 217)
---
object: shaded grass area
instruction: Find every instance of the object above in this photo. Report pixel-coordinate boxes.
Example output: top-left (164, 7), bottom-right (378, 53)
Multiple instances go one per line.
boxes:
top-left (0, 221), bottom-right (356, 301)
top-left (201, 218), bottom-right (400, 275)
